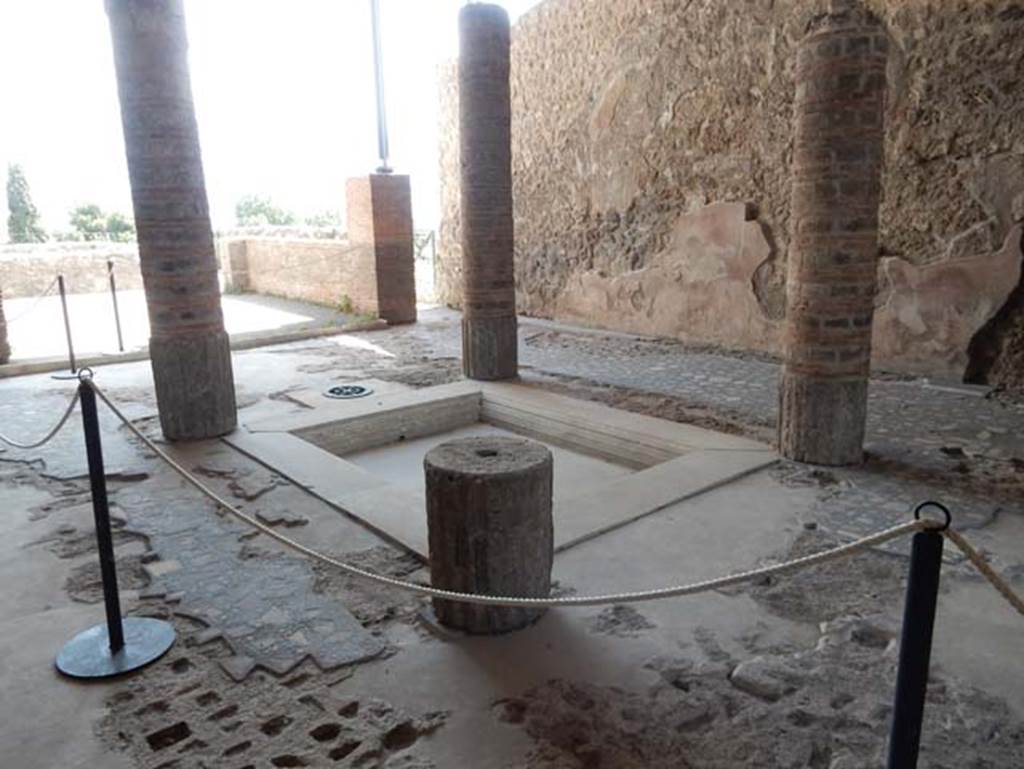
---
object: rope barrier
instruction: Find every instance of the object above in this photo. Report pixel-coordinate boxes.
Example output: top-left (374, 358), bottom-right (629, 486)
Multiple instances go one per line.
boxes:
top-left (0, 389), bottom-right (80, 449)
top-left (34, 378), bottom-right (1010, 614)
top-left (93, 379), bottom-right (947, 608)
top-left (1, 371), bottom-right (1018, 662)
top-left (943, 528), bottom-right (1024, 617)
top-left (4, 276), bottom-right (59, 324)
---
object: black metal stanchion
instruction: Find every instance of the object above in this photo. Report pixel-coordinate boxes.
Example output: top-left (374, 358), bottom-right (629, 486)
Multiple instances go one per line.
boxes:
top-left (886, 501), bottom-right (950, 769)
top-left (57, 274), bottom-right (77, 373)
top-left (55, 372), bottom-right (175, 679)
top-left (107, 260), bottom-right (124, 353)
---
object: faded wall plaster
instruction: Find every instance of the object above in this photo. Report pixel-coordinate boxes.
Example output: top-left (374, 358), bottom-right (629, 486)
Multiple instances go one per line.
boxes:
top-left (436, 0), bottom-right (1024, 384)
top-left (554, 202), bottom-right (782, 351)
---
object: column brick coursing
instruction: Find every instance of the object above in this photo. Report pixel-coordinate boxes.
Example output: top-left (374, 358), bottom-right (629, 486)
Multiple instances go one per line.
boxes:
top-left (778, 1), bottom-right (888, 465)
top-left (458, 3), bottom-right (518, 380)
top-left (106, 0), bottom-right (236, 440)
top-left (345, 175), bottom-right (417, 324)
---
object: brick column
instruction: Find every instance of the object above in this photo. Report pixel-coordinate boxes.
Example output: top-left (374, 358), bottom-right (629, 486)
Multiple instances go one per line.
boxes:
top-left (459, 3), bottom-right (518, 380)
top-left (106, 0), bottom-right (236, 440)
top-left (0, 289), bottom-right (10, 364)
top-left (778, 1), bottom-right (888, 466)
top-left (345, 174), bottom-right (417, 324)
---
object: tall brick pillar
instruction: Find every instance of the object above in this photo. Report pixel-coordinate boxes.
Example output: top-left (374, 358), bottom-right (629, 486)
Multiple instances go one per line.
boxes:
top-left (778, 1), bottom-right (888, 466)
top-left (345, 174), bottom-right (417, 324)
top-left (106, 0), bottom-right (237, 440)
top-left (0, 289), bottom-right (10, 364)
top-left (459, 3), bottom-right (518, 380)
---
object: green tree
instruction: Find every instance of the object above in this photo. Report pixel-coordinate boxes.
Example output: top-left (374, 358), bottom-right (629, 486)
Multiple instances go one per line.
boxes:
top-left (235, 195), bottom-right (296, 226)
top-left (105, 211), bottom-right (136, 242)
top-left (6, 164), bottom-right (46, 243)
top-left (67, 204), bottom-right (136, 241)
top-left (69, 203), bottom-right (108, 240)
top-left (305, 209), bottom-right (343, 228)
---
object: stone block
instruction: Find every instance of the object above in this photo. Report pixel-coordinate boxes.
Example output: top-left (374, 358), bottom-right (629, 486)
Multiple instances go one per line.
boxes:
top-left (425, 435), bottom-right (553, 634)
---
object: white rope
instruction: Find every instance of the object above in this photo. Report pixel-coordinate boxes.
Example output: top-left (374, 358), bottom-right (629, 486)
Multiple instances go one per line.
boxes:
top-left (0, 389), bottom-right (80, 449)
top-left (4, 276), bottom-right (59, 325)
top-left (944, 528), bottom-right (1024, 618)
top-left (92, 380), bottom-right (943, 608)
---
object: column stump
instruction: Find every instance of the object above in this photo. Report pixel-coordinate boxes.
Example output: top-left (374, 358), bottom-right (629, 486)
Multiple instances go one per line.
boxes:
top-left (424, 436), bottom-right (553, 634)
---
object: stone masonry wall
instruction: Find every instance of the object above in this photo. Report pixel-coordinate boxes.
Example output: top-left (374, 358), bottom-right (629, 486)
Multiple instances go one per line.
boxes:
top-left (0, 236), bottom-right (389, 319)
top-left (0, 242), bottom-right (143, 298)
top-left (437, 0), bottom-right (1024, 386)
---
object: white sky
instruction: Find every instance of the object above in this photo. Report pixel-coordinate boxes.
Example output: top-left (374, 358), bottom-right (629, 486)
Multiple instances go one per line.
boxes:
top-left (0, 0), bottom-right (540, 234)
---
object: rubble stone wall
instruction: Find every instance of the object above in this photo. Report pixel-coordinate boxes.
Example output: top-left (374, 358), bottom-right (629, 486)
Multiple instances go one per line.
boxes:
top-left (0, 234), bottom-right (394, 320)
top-left (0, 242), bottom-right (143, 298)
top-left (437, 0), bottom-right (1024, 385)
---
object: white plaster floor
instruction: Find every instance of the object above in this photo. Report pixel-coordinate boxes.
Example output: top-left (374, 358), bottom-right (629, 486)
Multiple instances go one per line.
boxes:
top-left (344, 422), bottom-right (633, 499)
top-left (2, 289), bottom-right (350, 360)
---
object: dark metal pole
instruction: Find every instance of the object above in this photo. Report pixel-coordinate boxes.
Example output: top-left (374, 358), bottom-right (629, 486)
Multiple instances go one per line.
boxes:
top-left (79, 379), bottom-right (125, 653)
top-left (57, 274), bottom-right (76, 373)
top-left (56, 376), bottom-right (175, 677)
top-left (886, 528), bottom-right (944, 769)
top-left (107, 259), bottom-right (124, 352)
top-left (370, 0), bottom-right (391, 173)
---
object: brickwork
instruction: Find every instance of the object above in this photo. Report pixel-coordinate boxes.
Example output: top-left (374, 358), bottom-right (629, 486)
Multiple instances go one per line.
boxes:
top-left (459, 3), bottom-right (518, 380)
top-left (106, 0), bottom-right (236, 440)
top-left (221, 237), bottom-right (377, 314)
top-left (345, 175), bottom-right (417, 324)
top-left (778, 1), bottom-right (888, 465)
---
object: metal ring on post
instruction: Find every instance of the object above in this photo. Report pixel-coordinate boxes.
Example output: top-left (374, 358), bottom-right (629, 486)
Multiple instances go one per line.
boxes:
top-left (52, 367), bottom-right (95, 383)
top-left (913, 501), bottom-right (951, 532)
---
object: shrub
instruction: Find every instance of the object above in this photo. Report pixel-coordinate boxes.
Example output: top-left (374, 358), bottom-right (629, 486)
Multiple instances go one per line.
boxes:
top-left (67, 203), bottom-right (136, 242)
top-left (235, 195), bottom-right (296, 227)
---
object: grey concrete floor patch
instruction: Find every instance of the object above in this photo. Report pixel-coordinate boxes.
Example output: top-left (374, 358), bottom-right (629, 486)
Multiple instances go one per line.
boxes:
top-left (0, 385), bottom-right (152, 479)
top-left (779, 460), bottom-right (1011, 560)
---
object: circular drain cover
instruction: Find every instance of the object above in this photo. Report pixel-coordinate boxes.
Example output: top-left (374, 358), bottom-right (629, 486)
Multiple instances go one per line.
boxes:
top-left (325, 384), bottom-right (374, 399)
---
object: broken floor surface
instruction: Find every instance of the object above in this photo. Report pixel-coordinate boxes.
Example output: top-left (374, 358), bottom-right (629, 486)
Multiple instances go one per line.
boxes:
top-left (1, 307), bottom-right (1022, 768)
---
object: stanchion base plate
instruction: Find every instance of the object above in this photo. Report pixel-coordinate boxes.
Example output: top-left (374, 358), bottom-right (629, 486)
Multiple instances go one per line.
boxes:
top-left (56, 617), bottom-right (176, 679)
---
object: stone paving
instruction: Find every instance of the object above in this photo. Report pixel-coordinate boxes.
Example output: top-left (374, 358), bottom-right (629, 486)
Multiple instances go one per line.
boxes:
top-left (0, 364), bottom-right (387, 679)
top-left (121, 468), bottom-right (386, 678)
top-left (403, 311), bottom-right (1024, 460)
